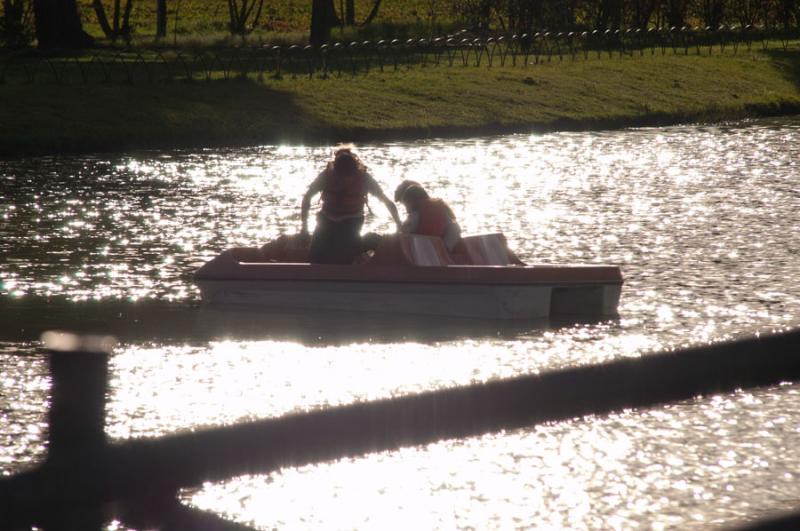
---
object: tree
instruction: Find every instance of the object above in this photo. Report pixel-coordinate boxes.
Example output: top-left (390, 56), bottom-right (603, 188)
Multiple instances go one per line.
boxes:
top-left (596, 0), bottom-right (623, 29)
top-left (361, 0), bottom-right (383, 24)
top-left (310, 0), bottom-right (339, 45)
top-left (701, 0), bottom-right (726, 28)
top-left (345, 0), bottom-right (355, 24)
top-left (728, 0), bottom-right (757, 25)
top-left (92, 0), bottom-right (134, 41)
top-left (663, 0), bottom-right (689, 27)
top-left (227, 0), bottom-right (265, 34)
top-left (777, 0), bottom-right (798, 29)
top-left (156, 0), bottom-right (167, 37)
top-left (1, 0), bottom-right (33, 47)
top-left (32, 0), bottom-right (93, 48)
top-left (630, 0), bottom-right (658, 27)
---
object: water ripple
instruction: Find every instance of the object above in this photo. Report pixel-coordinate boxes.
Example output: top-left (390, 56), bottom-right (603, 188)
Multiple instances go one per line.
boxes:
top-left (1, 117), bottom-right (800, 528)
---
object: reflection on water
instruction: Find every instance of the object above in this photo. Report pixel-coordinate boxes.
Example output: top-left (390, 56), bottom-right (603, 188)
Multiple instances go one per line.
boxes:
top-left (0, 296), bottom-right (555, 345)
top-left (187, 384), bottom-right (800, 530)
top-left (1, 117), bottom-right (800, 527)
top-left (105, 321), bottom-right (632, 439)
top-left (0, 345), bottom-right (48, 475)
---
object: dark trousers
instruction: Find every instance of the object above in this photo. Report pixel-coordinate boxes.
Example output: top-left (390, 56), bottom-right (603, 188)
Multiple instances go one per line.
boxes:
top-left (309, 214), bottom-right (364, 264)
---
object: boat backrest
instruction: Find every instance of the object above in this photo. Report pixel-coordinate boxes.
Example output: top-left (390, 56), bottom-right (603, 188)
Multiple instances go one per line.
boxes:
top-left (459, 234), bottom-right (514, 265)
top-left (405, 235), bottom-right (453, 266)
top-left (369, 234), bottom-right (453, 266)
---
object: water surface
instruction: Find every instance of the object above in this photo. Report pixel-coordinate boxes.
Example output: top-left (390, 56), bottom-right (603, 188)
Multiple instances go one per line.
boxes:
top-left (1, 117), bottom-right (800, 528)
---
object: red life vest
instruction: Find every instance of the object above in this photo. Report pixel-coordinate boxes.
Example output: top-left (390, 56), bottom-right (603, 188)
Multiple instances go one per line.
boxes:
top-left (415, 198), bottom-right (453, 237)
top-left (321, 170), bottom-right (367, 219)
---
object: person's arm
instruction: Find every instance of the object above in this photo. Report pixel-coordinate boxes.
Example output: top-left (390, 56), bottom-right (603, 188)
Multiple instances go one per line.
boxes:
top-left (300, 173), bottom-right (325, 236)
top-left (443, 218), bottom-right (462, 251)
top-left (365, 174), bottom-right (402, 230)
top-left (400, 212), bottom-right (419, 234)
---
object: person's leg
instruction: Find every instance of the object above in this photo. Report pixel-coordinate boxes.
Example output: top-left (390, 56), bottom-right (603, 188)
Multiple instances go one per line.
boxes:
top-left (338, 216), bottom-right (365, 264)
top-left (310, 215), bottom-right (364, 264)
top-left (309, 214), bottom-right (334, 264)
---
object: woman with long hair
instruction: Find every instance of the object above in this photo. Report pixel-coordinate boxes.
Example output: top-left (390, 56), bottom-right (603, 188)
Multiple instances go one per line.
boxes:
top-left (300, 147), bottom-right (401, 264)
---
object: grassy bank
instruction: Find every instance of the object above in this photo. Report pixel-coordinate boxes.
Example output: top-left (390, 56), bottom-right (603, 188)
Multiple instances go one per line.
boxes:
top-left (2, 45), bottom-right (800, 157)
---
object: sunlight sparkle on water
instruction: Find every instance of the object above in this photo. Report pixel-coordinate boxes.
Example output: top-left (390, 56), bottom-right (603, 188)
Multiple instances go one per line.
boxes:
top-left (185, 385), bottom-right (800, 530)
top-left (2, 119), bottom-right (800, 528)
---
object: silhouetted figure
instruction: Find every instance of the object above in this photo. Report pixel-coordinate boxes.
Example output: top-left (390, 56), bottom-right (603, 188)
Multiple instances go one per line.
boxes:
top-left (394, 181), bottom-right (462, 251)
top-left (301, 148), bottom-right (401, 264)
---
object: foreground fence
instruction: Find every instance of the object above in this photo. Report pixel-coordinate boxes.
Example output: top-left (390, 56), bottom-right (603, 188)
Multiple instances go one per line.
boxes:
top-left (1, 328), bottom-right (800, 529)
top-left (1, 25), bottom-right (799, 84)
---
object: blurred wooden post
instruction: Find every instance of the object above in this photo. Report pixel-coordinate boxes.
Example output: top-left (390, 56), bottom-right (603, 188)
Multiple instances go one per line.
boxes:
top-left (41, 331), bottom-right (116, 531)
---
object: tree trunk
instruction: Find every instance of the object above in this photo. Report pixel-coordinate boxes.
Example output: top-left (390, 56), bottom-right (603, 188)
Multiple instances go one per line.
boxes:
top-left (93, 0), bottom-right (113, 37)
top-left (33, 0), bottom-right (93, 48)
top-left (227, 0), bottom-right (238, 33)
top-left (226, 0), bottom-right (264, 34)
top-left (121, 0), bottom-right (134, 37)
top-left (666, 0), bottom-right (687, 27)
top-left (361, 0), bottom-right (382, 25)
top-left (247, 0), bottom-right (265, 32)
top-left (345, 0), bottom-right (354, 24)
top-left (778, 0), bottom-right (796, 29)
top-left (596, 0), bottom-right (622, 29)
top-left (632, 0), bottom-right (656, 27)
top-left (1, 0), bottom-right (27, 46)
top-left (310, 0), bottom-right (338, 46)
top-left (156, 0), bottom-right (167, 37)
top-left (113, 0), bottom-right (121, 35)
top-left (702, 0), bottom-right (725, 28)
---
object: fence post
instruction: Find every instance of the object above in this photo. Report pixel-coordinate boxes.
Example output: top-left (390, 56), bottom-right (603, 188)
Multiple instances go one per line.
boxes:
top-left (40, 330), bottom-right (116, 531)
top-left (45, 331), bottom-right (113, 464)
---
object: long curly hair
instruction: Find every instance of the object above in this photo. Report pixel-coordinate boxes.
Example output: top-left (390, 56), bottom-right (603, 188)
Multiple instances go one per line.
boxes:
top-left (327, 146), bottom-right (366, 176)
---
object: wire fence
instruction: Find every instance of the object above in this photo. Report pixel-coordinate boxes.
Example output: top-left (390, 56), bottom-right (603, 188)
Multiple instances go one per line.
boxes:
top-left (1, 25), bottom-right (799, 84)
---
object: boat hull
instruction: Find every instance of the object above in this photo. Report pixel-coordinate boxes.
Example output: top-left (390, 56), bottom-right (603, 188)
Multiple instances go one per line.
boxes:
top-left (198, 279), bottom-right (543, 319)
top-left (196, 277), bottom-right (621, 320)
top-left (194, 235), bottom-right (623, 320)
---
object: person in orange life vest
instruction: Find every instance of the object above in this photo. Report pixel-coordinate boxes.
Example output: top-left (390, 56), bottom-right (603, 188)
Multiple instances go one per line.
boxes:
top-left (395, 183), bottom-right (462, 252)
top-left (301, 148), bottom-right (401, 264)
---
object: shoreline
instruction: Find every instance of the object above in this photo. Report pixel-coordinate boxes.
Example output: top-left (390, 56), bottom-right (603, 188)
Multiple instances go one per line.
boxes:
top-left (4, 104), bottom-right (800, 159)
top-left (321, 102), bottom-right (800, 143)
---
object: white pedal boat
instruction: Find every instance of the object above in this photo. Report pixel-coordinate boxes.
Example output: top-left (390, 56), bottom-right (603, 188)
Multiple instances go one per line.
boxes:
top-left (195, 233), bottom-right (623, 320)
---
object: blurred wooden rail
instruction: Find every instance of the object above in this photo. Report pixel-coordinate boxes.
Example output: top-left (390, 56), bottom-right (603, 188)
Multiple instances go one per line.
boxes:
top-left (1, 328), bottom-right (800, 529)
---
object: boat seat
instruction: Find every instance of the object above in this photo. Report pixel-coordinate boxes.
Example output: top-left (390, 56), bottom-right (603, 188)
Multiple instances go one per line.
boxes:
top-left (459, 234), bottom-right (516, 266)
top-left (369, 234), bottom-right (453, 266)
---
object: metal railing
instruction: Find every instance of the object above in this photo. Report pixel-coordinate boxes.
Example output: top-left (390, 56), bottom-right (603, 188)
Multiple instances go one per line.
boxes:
top-left (1, 327), bottom-right (800, 529)
top-left (1, 25), bottom-right (798, 84)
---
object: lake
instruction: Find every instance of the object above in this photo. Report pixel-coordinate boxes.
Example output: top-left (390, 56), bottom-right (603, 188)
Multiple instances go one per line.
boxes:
top-left (1, 116), bottom-right (799, 529)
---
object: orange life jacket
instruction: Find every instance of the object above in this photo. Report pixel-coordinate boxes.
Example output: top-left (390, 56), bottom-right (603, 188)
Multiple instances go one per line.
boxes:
top-left (415, 198), bottom-right (453, 238)
top-left (321, 170), bottom-right (367, 219)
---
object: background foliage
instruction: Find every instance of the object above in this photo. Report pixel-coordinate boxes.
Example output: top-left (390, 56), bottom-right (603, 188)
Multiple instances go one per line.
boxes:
top-left (1, 0), bottom-right (798, 48)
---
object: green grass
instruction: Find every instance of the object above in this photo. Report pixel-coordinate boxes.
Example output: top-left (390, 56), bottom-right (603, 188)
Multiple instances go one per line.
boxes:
top-left (2, 45), bottom-right (800, 156)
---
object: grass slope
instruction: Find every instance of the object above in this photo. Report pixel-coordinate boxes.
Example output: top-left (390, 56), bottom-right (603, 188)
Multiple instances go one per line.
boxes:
top-left (2, 47), bottom-right (800, 156)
